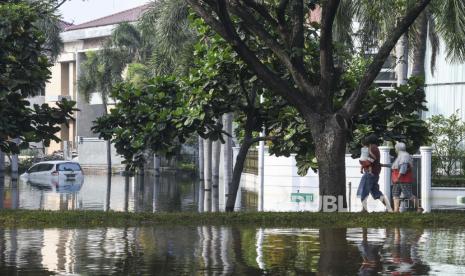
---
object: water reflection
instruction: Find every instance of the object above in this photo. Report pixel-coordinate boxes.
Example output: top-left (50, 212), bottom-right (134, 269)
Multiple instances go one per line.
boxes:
top-left (0, 227), bottom-right (464, 275)
top-left (0, 173), bottom-right (206, 212)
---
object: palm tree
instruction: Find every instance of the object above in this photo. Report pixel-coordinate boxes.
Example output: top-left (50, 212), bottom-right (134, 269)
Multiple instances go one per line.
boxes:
top-left (346, 0), bottom-right (465, 79)
top-left (78, 48), bottom-right (129, 172)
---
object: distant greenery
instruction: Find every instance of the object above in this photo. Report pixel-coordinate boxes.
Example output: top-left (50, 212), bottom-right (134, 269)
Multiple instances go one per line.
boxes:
top-left (0, 210), bottom-right (464, 228)
top-left (428, 112), bottom-right (465, 177)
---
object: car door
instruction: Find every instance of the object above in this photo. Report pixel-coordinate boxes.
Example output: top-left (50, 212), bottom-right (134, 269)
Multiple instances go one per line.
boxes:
top-left (27, 164), bottom-right (40, 178)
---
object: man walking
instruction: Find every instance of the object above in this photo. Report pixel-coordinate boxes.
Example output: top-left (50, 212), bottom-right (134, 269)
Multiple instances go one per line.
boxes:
top-left (357, 134), bottom-right (393, 212)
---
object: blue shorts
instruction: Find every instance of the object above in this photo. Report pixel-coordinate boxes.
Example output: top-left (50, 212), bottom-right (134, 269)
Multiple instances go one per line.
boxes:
top-left (357, 173), bottom-right (384, 201)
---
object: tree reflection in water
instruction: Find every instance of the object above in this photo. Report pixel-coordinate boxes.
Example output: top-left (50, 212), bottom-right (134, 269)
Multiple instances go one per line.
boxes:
top-left (2, 224), bottom-right (462, 275)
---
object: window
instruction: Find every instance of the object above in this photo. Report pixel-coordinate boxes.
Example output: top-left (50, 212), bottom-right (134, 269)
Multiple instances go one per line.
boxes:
top-left (28, 165), bottom-right (39, 173)
top-left (57, 163), bottom-right (81, 171)
top-left (37, 164), bottom-right (54, 172)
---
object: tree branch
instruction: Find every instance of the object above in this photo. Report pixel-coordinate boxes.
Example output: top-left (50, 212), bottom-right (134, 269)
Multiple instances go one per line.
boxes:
top-left (277, 0), bottom-right (290, 26)
top-left (341, 0), bottom-right (431, 118)
top-left (290, 0), bottom-right (305, 69)
top-left (319, 0), bottom-right (340, 111)
top-left (50, 0), bottom-right (68, 12)
top-left (229, 2), bottom-right (317, 100)
top-left (241, 0), bottom-right (279, 28)
top-left (185, 0), bottom-right (230, 39)
top-left (187, 0), bottom-right (310, 114)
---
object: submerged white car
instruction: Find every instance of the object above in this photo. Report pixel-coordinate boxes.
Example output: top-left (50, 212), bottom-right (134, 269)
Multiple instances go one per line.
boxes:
top-left (21, 161), bottom-right (84, 187)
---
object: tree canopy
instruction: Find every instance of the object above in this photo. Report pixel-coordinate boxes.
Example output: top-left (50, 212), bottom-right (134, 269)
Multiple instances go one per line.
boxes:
top-left (0, 0), bottom-right (76, 154)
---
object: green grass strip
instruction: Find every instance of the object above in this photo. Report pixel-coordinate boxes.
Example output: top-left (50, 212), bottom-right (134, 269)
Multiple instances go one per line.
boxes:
top-left (0, 210), bottom-right (464, 228)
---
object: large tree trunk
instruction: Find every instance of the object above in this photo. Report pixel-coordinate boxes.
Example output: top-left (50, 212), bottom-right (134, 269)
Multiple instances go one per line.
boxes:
top-left (396, 30), bottom-right (409, 86)
top-left (311, 117), bottom-right (348, 211)
top-left (222, 113), bottom-right (233, 208)
top-left (411, 12), bottom-right (427, 78)
top-left (318, 228), bottom-right (349, 275)
top-left (225, 140), bottom-right (251, 212)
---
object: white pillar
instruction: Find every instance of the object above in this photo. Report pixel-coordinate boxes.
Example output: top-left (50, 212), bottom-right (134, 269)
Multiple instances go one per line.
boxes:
top-left (203, 139), bottom-right (212, 182)
top-left (420, 146), bottom-right (433, 213)
top-left (153, 154), bottom-right (161, 176)
top-left (63, 141), bottom-right (70, 160)
top-left (258, 144), bottom-right (265, 211)
top-left (198, 136), bottom-right (204, 180)
top-left (379, 146), bottom-right (392, 200)
top-left (258, 96), bottom-right (265, 212)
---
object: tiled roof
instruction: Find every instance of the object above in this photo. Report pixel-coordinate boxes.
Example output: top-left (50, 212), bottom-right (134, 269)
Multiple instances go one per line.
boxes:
top-left (65, 4), bottom-right (150, 31)
top-left (59, 20), bottom-right (73, 30)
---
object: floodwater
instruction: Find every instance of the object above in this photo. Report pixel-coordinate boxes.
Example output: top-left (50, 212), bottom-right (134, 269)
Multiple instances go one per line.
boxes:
top-left (0, 173), bottom-right (248, 212)
top-left (0, 227), bottom-right (464, 275)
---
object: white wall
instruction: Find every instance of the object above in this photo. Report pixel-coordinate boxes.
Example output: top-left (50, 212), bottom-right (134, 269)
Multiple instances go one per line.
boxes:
top-left (424, 38), bottom-right (465, 119)
top-left (77, 138), bottom-right (124, 167)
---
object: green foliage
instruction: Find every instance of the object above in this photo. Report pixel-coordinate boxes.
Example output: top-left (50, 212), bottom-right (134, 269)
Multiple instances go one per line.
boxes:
top-left (140, 0), bottom-right (196, 76)
top-left (79, 49), bottom-right (129, 107)
top-left (92, 77), bottom-right (194, 171)
top-left (428, 112), bottom-right (465, 176)
top-left (0, 1), bottom-right (50, 97)
top-left (268, 75), bottom-right (430, 176)
top-left (0, 1), bottom-right (76, 154)
top-left (349, 77), bottom-right (431, 157)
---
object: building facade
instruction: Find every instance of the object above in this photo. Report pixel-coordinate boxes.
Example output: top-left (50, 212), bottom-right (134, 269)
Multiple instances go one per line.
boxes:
top-left (44, 5), bottom-right (149, 164)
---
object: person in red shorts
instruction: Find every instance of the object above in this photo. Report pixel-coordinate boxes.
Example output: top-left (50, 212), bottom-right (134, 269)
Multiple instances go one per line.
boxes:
top-left (391, 142), bottom-right (423, 213)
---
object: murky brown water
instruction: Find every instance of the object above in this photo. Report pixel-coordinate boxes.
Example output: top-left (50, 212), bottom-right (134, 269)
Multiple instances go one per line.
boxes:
top-left (0, 227), bottom-right (464, 275)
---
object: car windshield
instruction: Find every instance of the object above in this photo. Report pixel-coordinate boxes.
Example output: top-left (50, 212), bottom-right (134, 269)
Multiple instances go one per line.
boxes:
top-left (56, 163), bottom-right (81, 171)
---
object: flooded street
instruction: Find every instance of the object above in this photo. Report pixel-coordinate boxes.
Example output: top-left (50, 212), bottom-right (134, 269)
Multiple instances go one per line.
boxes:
top-left (0, 173), bottom-right (241, 212)
top-left (1, 174), bottom-right (465, 274)
top-left (0, 227), bottom-right (464, 275)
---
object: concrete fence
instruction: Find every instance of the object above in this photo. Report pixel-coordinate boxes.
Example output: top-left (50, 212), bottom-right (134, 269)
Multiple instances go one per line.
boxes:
top-left (232, 146), bottom-right (465, 212)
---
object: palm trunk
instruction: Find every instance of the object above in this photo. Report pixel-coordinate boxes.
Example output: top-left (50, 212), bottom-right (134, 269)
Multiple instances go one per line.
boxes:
top-left (311, 116), bottom-right (348, 211)
top-left (103, 103), bottom-right (112, 173)
top-left (212, 140), bottom-right (221, 183)
top-left (222, 113), bottom-right (233, 207)
top-left (396, 30), bottom-right (409, 86)
top-left (411, 12), bottom-right (427, 78)
top-left (198, 136), bottom-right (204, 179)
top-left (153, 154), bottom-right (161, 176)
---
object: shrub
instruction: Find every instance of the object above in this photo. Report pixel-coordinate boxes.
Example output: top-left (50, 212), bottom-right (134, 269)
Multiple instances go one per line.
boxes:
top-left (428, 112), bottom-right (465, 177)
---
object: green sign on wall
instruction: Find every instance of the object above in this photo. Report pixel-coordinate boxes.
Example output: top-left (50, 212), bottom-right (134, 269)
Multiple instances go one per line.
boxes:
top-left (291, 193), bottom-right (314, 203)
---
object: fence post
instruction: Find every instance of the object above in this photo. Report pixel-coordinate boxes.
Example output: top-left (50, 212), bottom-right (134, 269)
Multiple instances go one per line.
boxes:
top-left (420, 146), bottom-right (433, 213)
top-left (379, 146), bottom-right (392, 201)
